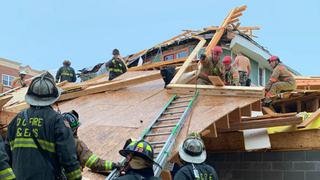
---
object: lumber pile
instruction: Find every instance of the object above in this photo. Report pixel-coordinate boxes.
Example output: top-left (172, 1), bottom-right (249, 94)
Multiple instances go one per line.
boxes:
top-left (0, 71), bottom-right (162, 114)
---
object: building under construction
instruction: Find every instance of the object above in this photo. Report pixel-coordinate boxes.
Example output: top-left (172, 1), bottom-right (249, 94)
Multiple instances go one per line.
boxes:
top-left (1, 5), bottom-right (320, 180)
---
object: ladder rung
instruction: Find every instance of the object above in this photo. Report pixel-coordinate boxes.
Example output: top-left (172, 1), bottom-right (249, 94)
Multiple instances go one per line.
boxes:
top-left (146, 132), bottom-right (171, 137)
top-left (171, 100), bottom-right (190, 104)
top-left (149, 141), bottom-right (166, 145)
top-left (167, 105), bottom-right (188, 109)
top-left (162, 111), bottom-right (184, 115)
top-left (178, 95), bottom-right (194, 98)
top-left (152, 124), bottom-right (176, 129)
top-left (157, 117), bottom-right (180, 122)
top-left (152, 144), bottom-right (164, 149)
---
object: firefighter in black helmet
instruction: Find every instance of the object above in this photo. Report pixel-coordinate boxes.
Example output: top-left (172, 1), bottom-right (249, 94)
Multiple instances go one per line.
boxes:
top-left (106, 49), bottom-right (128, 81)
top-left (56, 60), bottom-right (77, 83)
top-left (6, 72), bottom-right (81, 180)
top-left (115, 139), bottom-right (161, 180)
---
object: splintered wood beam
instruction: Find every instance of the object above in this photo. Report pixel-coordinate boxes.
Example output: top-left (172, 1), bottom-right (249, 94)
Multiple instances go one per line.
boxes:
top-left (219, 116), bottom-right (302, 132)
top-left (170, 37), bottom-right (206, 84)
top-left (297, 108), bottom-right (320, 128)
top-left (242, 113), bottom-right (297, 121)
top-left (228, 18), bottom-right (240, 25)
top-left (231, 12), bottom-right (243, 20)
top-left (234, 5), bottom-right (247, 13)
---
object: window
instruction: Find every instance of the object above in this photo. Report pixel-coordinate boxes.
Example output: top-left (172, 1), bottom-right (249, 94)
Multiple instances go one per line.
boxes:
top-left (258, 68), bottom-right (265, 86)
top-left (176, 50), bottom-right (188, 59)
top-left (164, 54), bottom-right (174, 61)
top-left (2, 74), bottom-right (15, 87)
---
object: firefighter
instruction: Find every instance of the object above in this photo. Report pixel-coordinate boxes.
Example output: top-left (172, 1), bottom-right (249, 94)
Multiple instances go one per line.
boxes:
top-left (12, 70), bottom-right (27, 88)
top-left (0, 136), bottom-right (15, 180)
top-left (265, 56), bottom-right (296, 103)
top-left (56, 60), bottom-right (77, 83)
top-left (222, 56), bottom-right (239, 86)
top-left (6, 72), bottom-right (82, 180)
top-left (197, 46), bottom-right (224, 85)
top-left (106, 49), bottom-right (128, 81)
top-left (115, 139), bottom-right (161, 180)
top-left (62, 110), bottom-right (119, 173)
top-left (174, 133), bottom-right (218, 180)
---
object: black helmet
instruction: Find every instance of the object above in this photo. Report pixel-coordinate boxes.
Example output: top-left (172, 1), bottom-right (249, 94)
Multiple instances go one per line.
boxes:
top-left (119, 140), bottom-right (159, 166)
top-left (112, 49), bottom-right (120, 56)
top-left (62, 110), bottom-right (80, 132)
top-left (25, 72), bottom-right (62, 106)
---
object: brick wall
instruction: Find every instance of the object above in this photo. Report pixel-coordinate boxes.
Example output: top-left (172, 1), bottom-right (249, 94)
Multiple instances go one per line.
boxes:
top-left (0, 65), bottom-right (33, 91)
top-left (207, 151), bottom-right (320, 180)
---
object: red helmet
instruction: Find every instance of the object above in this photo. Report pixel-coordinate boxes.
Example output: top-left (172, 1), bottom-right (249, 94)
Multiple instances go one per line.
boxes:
top-left (222, 56), bottom-right (232, 65)
top-left (212, 46), bottom-right (223, 54)
top-left (268, 56), bottom-right (279, 62)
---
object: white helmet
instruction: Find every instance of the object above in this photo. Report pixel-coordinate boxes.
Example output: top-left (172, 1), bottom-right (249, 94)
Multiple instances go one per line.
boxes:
top-left (19, 70), bottom-right (27, 75)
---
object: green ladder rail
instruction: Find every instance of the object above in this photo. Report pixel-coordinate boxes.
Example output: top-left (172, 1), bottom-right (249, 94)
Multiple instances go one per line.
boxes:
top-left (106, 91), bottom-right (199, 179)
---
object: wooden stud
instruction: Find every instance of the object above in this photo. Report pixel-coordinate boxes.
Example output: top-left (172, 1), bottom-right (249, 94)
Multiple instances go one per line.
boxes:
top-left (215, 114), bottom-right (230, 129)
top-left (262, 107), bottom-right (276, 115)
top-left (241, 104), bottom-right (252, 117)
top-left (231, 13), bottom-right (243, 20)
top-left (0, 96), bottom-right (13, 110)
top-left (296, 100), bottom-right (302, 113)
top-left (251, 99), bottom-right (262, 111)
top-left (228, 18), bottom-right (240, 25)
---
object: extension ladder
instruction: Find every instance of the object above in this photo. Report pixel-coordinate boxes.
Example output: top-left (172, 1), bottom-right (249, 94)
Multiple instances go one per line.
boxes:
top-left (106, 91), bottom-right (199, 179)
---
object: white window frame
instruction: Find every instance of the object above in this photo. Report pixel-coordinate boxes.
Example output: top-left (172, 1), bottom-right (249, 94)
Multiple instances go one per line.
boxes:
top-left (258, 67), bottom-right (266, 86)
top-left (2, 74), bottom-right (15, 87)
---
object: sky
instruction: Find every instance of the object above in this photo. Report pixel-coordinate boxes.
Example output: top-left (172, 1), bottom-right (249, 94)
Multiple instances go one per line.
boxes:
top-left (0, 0), bottom-right (319, 75)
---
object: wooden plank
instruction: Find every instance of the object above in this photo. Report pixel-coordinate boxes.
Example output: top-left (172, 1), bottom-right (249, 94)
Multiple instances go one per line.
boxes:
top-left (241, 104), bottom-right (251, 117)
top-left (0, 95), bottom-right (13, 110)
top-left (208, 76), bottom-right (225, 86)
top-left (59, 71), bottom-right (162, 101)
top-left (0, 110), bottom-right (18, 125)
top-left (167, 84), bottom-right (265, 98)
top-left (297, 108), bottom-right (320, 128)
top-left (242, 113), bottom-right (297, 121)
top-left (170, 37), bottom-right (206, 84)
top-left (128, 57), bottom-right (187, 71)
top-left (228, 18), bottom-right (239, 25)
top-left (219, 116), bottom-right (302, 132)
top-left (231, 12), bottom-right (243, 20)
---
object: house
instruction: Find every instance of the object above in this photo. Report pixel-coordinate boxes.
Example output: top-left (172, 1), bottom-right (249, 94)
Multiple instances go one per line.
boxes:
top-left (0, 58), bottom-right (42, 92)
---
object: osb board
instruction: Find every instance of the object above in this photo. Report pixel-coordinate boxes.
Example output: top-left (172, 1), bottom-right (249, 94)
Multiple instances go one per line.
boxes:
top-left (58, 80), bottom-right (170, 128)
top-left (2, 87), bottom-right (28, 108)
